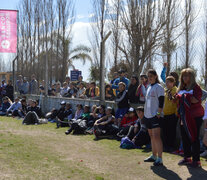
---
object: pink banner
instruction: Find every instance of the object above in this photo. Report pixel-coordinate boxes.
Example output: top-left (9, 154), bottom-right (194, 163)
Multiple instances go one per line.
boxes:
top-left (0, 10), bottom-right (17, 53)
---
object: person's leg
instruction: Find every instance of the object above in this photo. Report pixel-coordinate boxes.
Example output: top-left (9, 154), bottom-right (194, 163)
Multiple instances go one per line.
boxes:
top-left (180, 125), bottom-right (192, 158)
top-left (0, 111), bottom-right (6, 116)
top-left (22, 112), bottom-right (32, 124)
top-left (192, 117), bottom-right (203, 162)
top-left (134, 130), bottom-right (148, 147)
top-left (12, 110), bottom-right (19, 117)
top-left (170, 115), bottom-right (178, 149)
top-left (152, 127), bottom-right (164, 166)
top-left (31, 112), bottom-right (39, 124)
top-left (65, 122), bottom-right (76, 135)
top-left (149, 129), bottom-right (157, 156)
top-left (152, 127), bottom-right (163, 158)
top-left (127, 126), bottom-right (135, 140)
top-left (166, 114), bottom-right (178, 150)
top-left (162, 115), bottom-right (169, 149)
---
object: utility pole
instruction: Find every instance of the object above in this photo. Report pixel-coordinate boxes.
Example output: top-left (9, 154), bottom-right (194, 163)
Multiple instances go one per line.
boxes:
top-left (100, 31), bottom-right (112, 103)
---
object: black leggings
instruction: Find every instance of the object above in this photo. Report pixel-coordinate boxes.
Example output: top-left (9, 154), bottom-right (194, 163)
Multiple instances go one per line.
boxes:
top-left (162, 114), bottom-right (178, 148)
top-left (180, 117), bottom-right (203, 162)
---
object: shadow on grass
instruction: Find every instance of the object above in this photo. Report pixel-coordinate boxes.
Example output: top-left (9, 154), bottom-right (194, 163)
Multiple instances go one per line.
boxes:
top-left (151, 166), bottom-right (182, 180)
top-left (187, 166), bottom-right (207, 180)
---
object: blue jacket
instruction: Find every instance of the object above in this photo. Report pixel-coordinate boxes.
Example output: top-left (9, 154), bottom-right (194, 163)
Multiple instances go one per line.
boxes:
top-left (7, 102), bottom-right (22, 112)
top-left (161, 66), bottom-right (166, 83)
top-left (112, 77), bottom-right (129, 94)
top-left (0, 102), bottom-right (11, 112)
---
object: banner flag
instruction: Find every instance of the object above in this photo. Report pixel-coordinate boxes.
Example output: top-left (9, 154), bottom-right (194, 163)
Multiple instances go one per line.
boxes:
top-left (0, 10), bottom-right (17, 53)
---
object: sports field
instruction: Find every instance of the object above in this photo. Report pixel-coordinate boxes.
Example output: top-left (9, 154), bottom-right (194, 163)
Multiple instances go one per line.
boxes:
top-left (0, 117), bottom-right (207, 180)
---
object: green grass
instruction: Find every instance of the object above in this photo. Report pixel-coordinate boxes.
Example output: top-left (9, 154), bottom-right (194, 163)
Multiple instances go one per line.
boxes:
top-left (0, 117), bottom-right (207, 180)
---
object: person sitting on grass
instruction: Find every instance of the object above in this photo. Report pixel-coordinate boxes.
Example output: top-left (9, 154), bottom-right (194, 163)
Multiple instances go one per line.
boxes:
top-left (0, 96), bottom-right (11, 116)
top-left (6, 97), bottom-right (23, 117)
top-left (93, 107), bottom-right (119, 139)
top-left (135, 74), bottom-right (149, 105)
top-left (20, 98), bottom-right (28, 117)
top-left (126, 106), bottom-right (150, 148)
top-left (65, 105), bottom-right (90, 135)
top-left (22, 100), bottom-right (42, 125)
top-left (86, 105), bottom-right (106, 134)
top-left (117, 107), bottom-right (137, 138)
top-left (115, 82), bottom-right (129, 127)
top-left (46, 101), bottom-right (66, 123)
top-left (56, 103), bottom-right (73, 128)
top-left (74, 104), bottom-right (84, 120)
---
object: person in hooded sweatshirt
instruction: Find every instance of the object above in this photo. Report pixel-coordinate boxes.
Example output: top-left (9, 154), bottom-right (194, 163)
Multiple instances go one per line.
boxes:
top-left (128, 75), bottom-right (139, 109)
top-left (115, 82), bottom-right (129, 127)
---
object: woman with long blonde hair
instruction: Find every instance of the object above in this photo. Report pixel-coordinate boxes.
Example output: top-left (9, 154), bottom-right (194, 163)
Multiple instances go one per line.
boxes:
top-left (177, 68), bottom-right (204, 168)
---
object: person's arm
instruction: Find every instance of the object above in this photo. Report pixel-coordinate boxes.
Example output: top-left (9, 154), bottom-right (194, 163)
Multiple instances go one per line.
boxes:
top-left (94, 116), bottom-right (105, 125)
top-left (157, 86), bottom-right (165, 118)
top-left (161, 66), bottom-right (167, 83)
top-left (120, 116), bottom-right (127, 127)
top-left (7, 103), bottom-right (14, 113)
top-left (141, 85), bottom-right (147, 97)
top-left (96, 87), bottom-right (100, 97)
top-left (191, 85), bottom-right (202, 104)
top-left (112, 79), bottom-right (119, 89)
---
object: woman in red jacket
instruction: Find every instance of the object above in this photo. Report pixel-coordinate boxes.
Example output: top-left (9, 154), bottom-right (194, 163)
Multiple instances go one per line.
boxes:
top-left (177, 68), bottom-right (204, 168)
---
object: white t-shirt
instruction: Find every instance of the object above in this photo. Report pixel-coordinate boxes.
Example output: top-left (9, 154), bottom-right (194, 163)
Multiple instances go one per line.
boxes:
top-left (144, 83), bottom-right (165, 119)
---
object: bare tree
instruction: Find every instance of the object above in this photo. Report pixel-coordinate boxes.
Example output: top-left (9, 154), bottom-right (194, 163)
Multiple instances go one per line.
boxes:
top-left (119, 0), bottom-right (167, 76)
top-left (109, 0), bottom-right (122, 71)
top-left (162, 0), bottom-right (182, 75)
top-left (182, 0), bottom-right (196, 68)
top-left (89, 0), bottom-right (109, 77)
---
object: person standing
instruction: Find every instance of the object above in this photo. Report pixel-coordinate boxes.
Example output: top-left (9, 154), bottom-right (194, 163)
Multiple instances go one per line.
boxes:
top-left (112, 70), bottom-right (129, 95)
top-left (136, 75), bottom-right (149, 105)
top-left (30, 74), bottom-right (38, 94)
top-left (144, 69), bottom-right (165, 166)
top-left (177, 68), bottom-right (204, 168)
top-left (128, 75), bottom-right (139, 109)
top-left (162, 76), bottom-right (178, 152)
top-left (5, 80), bottom-right (14, 101)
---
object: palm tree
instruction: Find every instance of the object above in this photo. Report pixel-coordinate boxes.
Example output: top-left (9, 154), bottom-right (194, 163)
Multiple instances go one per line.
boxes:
top-left (34, 33), bottom-right (92, 83)
top-left (54, 34), bottom-right (92, 82)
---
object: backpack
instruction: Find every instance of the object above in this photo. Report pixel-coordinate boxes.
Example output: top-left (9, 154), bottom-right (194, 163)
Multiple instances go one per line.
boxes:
top-left (120, 137), bottom-right (136, 149)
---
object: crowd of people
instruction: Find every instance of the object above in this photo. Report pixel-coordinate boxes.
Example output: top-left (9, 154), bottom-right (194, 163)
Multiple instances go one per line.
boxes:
top-left (1, 63), bottom-right (207, 169)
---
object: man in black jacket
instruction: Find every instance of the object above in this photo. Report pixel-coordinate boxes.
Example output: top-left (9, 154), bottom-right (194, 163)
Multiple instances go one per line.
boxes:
top-left (128, 75), bottom-right (139, 108)
top-left (5, 80), bottom-right (14, 101)
top-left (115, 82), bottom-right (129, 127)
top-left (22, 100), bottom-right (42, 125)
top-left (56, 103), bottom-right (73, 128)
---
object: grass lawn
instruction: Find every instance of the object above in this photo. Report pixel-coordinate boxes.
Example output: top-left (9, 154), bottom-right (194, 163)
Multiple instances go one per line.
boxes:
top-left (0, 117), bottom-right (207, 180)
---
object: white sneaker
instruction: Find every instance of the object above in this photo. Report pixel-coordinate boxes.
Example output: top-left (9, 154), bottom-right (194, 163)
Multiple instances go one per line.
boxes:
top-left (200, 150), bottom-right (207, 157)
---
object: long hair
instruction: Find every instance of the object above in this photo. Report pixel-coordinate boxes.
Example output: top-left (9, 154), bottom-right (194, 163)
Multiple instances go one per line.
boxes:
top-left (178, 68), bottom-right (196, 92)
top-left (147, 69), bottom-right (160, 84)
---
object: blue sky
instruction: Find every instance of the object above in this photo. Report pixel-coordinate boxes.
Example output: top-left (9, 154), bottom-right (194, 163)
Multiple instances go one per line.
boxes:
top-left (1, 0), bottom-right (92, 22)
top-left (1, 0), bottom-right (93, 80)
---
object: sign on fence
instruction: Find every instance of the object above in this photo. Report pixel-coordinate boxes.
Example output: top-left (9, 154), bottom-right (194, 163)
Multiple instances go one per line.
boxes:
top-left (70, 70), bottom-right (82, 81)
top-left (0, 10), bottom-right (17, 53)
